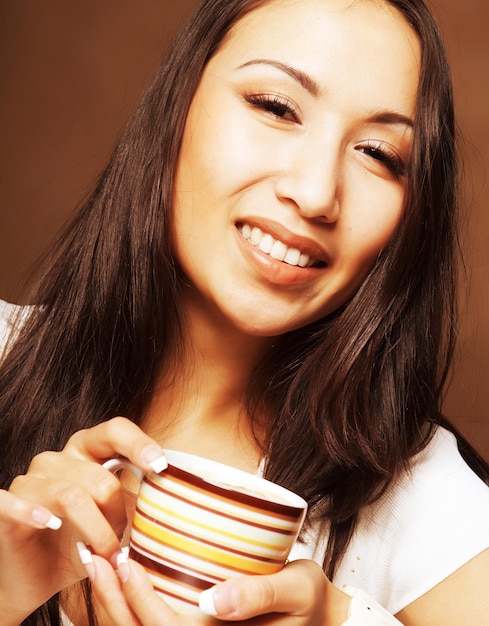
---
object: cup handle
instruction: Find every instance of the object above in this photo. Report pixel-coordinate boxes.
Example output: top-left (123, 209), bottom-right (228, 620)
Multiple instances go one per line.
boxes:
top-left (103, 457), bottom-right (145, 483)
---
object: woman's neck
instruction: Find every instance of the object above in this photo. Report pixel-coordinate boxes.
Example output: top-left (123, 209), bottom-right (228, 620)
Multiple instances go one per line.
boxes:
top-left (141, 288), bottom-right (274, 471)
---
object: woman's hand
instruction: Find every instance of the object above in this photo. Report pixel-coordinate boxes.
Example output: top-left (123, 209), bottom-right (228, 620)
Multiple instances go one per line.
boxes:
top-left (85, 553), bottom-right (350, 626)
top-left (197, 560), bottom-right (349, 624)
top-left (0, 489), bottom-right (63, 625)
top-left (0, 417), bottom-right (166, 623)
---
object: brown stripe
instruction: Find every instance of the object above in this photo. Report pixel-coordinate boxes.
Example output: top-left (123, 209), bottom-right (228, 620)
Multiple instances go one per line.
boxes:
top-left (143, 478), bottom-right (298, 534)
top-left (130, 541), bottom-right (225, 583)
top-left (161, 465), bottom-right (304, 518)
top-left (131, 535), bottom-right (275, 578)
top-left (134, 507), bottom-right (286, 565)
top-left (131, 550), bottom-right (215, 593)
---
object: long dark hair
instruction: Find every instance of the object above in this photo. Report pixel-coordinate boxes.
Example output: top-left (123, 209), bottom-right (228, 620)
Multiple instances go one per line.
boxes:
top-left (0, 0), bottom-right (487, 624)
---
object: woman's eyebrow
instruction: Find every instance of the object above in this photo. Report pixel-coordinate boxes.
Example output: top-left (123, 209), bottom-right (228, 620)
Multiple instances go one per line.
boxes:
top-left (367, 111), bottom-right (414, 129)
top-left (236, 59), bottom-right (320, 96)
top-left (236, 60), bottom-right (414, 128)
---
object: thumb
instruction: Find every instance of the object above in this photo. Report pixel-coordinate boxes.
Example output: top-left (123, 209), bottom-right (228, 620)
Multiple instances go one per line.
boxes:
top-left (199, 560), bottom-right (326, 621)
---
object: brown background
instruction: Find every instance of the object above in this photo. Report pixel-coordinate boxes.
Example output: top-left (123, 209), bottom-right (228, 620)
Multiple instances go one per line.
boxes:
top-left (0, 1), bottom-right (488, 460)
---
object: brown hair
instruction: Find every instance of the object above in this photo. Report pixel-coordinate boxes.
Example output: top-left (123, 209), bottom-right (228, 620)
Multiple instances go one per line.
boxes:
top-left (0, 1), bottom-right (487, 623)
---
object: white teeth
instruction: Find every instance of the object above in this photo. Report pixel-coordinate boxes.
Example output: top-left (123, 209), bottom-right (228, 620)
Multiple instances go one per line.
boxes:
top-left (270, 240), bottom-right (287, 261)
top-left (250, 227), bottom-right (262, 246)
top-left (239, 224), bottom-right (319, 268)
top-left (258, 233), bottom-right (274, 254)
top-left (284, 248), bottom-right (301, 265)
top-left (241, 223), bottom-right (252, 239)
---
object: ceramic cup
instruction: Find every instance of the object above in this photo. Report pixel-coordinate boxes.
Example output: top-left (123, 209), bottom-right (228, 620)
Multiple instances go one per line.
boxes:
top-left (104, 450), bottom-right (307, 617)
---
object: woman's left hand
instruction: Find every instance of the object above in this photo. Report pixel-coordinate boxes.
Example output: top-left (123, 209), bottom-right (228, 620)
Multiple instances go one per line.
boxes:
top-left (196, 559), bottom-right (349, 625)
top-left (85, 555), bottom-right (350, 625)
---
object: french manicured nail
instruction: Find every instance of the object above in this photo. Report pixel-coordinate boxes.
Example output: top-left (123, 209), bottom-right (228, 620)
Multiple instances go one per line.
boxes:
top-left (199, 587), bottom-right (218, 616)
top-left (199, 584), bottom-right (238, 617)
top-left (32, 507), bottom-right (62, 530)
top-left (117, 550), bottom-right (130, 583)
top-left (141, 446), bottom-right (167, 473)
top-left (76, 541), bottom-right (96, 581)
top-left (149, 455), bottom-right (168, 474)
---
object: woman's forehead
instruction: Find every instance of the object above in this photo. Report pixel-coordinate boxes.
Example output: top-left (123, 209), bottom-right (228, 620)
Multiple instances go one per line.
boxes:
top-left (206, 0), bottom-right (420, 118)
top-left (218, 0), bottom-right (418, 67)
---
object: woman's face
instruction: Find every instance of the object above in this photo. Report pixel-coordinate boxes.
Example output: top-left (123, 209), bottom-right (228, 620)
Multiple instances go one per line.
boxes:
top-left (173, 0), bottom-right (420, 337)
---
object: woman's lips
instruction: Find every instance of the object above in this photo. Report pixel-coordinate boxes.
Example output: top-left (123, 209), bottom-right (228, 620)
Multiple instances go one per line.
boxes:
top-left (236, 220), bottom-right (328, 269)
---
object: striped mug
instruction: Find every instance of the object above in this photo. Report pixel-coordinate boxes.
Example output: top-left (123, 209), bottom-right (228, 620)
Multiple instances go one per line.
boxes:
top-left (104, 450), bottom-right (307, 617)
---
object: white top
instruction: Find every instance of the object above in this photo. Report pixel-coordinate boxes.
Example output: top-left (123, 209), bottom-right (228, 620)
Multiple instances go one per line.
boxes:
top-left (0, 299), bottom-right (30, 356)
top-left (288, 424), bottom-right (489, 614)
top-left (1, 299), bottom-right (488, 617)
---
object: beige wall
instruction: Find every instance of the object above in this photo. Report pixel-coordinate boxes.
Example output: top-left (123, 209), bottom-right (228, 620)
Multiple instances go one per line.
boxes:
top-left (0, 1), bottom-right (488, 460)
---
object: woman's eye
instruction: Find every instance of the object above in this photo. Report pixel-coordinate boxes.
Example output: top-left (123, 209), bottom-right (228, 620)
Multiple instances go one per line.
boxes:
top-left (244, 93), bottom-right (299, 122)
top-left (358, 141), bottom-right (407, 178)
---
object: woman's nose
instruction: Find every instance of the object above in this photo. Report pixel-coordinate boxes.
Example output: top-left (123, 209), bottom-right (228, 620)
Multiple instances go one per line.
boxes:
top-left (274, 138), bottom-right (342, 223)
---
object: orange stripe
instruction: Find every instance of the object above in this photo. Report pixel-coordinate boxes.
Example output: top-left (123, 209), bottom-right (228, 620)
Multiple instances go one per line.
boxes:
top-left (132, 511), bottom-right (284, 575)
top-left (137, 492), bottom-right (290, 550)
top-left (131, 539), bottom-right (242, 580)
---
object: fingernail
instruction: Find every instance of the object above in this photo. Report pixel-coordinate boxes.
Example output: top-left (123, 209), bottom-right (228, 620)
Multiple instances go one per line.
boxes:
top-left (45, 513), bottom-right (62, 530)
top-left (117, 550), bottom-right (130, 583)
top-left (149, 455), bottom-right (167, 474)
top-left (199, 587), bottom-right (218, 616)
top-left (199, 584), bottom-right (238, 617)
top-left (32, 507), bottom-right (62, 530)
top-left (76, 541), bottom-right (96, 582)
top-left (141, 446), bottom-right (167, 474)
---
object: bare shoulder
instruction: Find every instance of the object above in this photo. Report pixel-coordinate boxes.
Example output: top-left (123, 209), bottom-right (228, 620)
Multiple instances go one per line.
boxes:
top-left (396, 547), bottom-right (489, 625)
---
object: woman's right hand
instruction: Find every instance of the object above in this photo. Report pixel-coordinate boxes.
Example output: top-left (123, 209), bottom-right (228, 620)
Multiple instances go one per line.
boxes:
top-left (0, 417), bottom-right (166, 624)
top-left (0, 490), bottom-right (65, 625)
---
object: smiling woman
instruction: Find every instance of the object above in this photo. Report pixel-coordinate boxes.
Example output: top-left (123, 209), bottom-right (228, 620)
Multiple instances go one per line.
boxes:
top-left (174, 1), bottom-right (417, 335)
top-left (0, 1), bottom-right (488, 626)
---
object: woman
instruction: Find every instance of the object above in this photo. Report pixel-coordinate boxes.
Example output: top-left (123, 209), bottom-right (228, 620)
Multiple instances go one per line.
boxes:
top-left (0, 0), bottom-right (488, 624)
